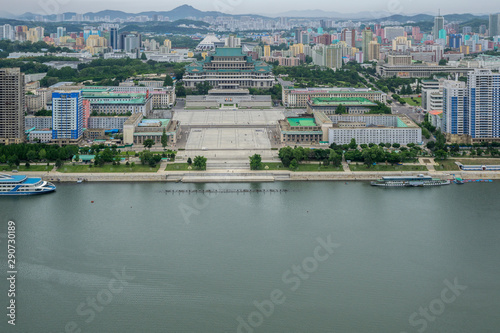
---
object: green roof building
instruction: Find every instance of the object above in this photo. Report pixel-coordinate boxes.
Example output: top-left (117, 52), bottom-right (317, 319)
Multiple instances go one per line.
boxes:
top-left (307, 97), bottom-right (377, 115)
top-left (183, 47), bottom-right (275, 90)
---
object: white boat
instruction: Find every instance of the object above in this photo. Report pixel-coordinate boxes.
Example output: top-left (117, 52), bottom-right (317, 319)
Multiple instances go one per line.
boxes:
top-left (0, 173), bottom-right (56, 195)
top-left (371, 174), bottom-right (450, 187)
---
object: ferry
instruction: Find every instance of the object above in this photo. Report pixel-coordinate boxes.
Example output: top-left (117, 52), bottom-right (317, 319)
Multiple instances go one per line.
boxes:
top-left (0, 173), bottom-right (56, 195)
top-left (371, 174), bottom-right (450, 187)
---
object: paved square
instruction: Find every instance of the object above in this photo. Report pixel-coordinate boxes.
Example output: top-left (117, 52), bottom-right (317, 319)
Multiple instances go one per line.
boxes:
top-left (173, 110), bottom-right (284, 126)
top-left (186, 128), bottom-right (272, 150)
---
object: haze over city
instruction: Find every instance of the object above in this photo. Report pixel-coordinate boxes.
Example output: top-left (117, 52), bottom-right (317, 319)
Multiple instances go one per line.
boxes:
top-left (0, 0), bottom-right (497, 16)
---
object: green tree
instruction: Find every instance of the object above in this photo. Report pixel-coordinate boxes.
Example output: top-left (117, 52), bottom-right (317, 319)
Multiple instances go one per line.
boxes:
top-left (348, 138), bottom-right (357, 150)
top-left (26, 150), bottom-right (38, 161)
top-left (55, 159), bottom-right (63, 168)
top-left (292, 146), bottom-right (306, 162)
top-left (278, 147), bottom-right (294, 167)
top-left (289, 159), bottom-right (299, 170)
top-left (434, 149), bottom-right (448, 160)
top-left (187, 157), bottom-right (192, 165)
top-left (193, 156), bottom-right (207, 170)
top-left (141, 52), bottom-right (147, 60)
top-left (336, 103), bottom-right (347, 114)
top-left (143, 139), bottom-right (155, 149)
top-left (439, 58), bottom-right (448, 66)
top-left (249, 154), bottom-right (262, 170)
top-left (329, 150), bottom-right (342, 167)
top-left (161, 129), bottom-right (168, 150)
top-left (163, 75), bottom-right (174, 86)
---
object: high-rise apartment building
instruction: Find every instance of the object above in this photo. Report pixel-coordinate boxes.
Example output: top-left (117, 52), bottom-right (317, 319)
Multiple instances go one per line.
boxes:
top-left (324, 44), bottom-right (343, 69)
top-left (384, 26), bottom-right (405, 42)
top-left (468, 69), bottom-right (500, 140)
top-left (52, 91), bottom-right (83, 143)
top-left (0, 68), bottom-right (25, 144)
top-left (56, 27), bottom-right (66, 39)
top-left (443, 80), bottom-right (467, 137)
top-left (0, 24), bottom-right (14, 40)
top-left (109, 27), bottom-right (118, 49)
top-left (443, 69), bottom-right (500, 142)
top-left (489, 13), bottom-right (500, 37)
top-left (361, 28), bottom-right (373, 61)
top-left (367, 41), bottom-right (380, 61)
top-left (433, 13), bottom-right (445, 39)
top-left (264, 45), bottom-right (271, 58)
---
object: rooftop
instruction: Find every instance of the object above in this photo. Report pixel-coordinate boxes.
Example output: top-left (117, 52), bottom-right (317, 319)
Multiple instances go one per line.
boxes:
top-left (310, 97), bottom-right (377, 107)
top-left (287, 118), bottom-right (317, 127)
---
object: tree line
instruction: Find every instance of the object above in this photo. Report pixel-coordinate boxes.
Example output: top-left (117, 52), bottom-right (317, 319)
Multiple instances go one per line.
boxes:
top-left (278, 140), bottom-right (422, 169)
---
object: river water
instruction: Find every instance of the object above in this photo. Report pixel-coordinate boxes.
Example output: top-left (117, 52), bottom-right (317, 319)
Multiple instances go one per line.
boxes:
top-left (1, 181), bottom-right (499, 332)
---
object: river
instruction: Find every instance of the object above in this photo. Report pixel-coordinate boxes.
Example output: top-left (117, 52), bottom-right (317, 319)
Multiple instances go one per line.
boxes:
top-left (1, 181), bottom-right (499, 332)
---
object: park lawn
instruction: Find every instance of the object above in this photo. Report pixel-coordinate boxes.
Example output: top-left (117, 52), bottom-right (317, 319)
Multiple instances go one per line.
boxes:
top-left (165, 163), bottom-right (192, 171)
top-left (261, 163), bottom-right (286, 170)
top-left (58, 164), bottom-right (160, 173)
top-left (434, 159), bottom-right (460, 171)
top-left (454, 158), bottom-right (500, 165)
top-left (349, 164), bottom-right (428, 172)
top-left (1, 164), bottom-right (53, 172)
top-left (401, 97), bottom-right (422, 106)
top-left (262, 163), bottom-right (343, 172)
top-left (294, 163), bottom-right (344, 172)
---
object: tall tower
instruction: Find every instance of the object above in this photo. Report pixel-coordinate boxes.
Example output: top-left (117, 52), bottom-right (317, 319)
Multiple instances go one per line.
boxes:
top-left (489, 13), bottom-right (500, 37)
top-left (109, 27), bottom-right (118, 50)
top-left (52, 91), bottom-right (83, 142)
top-left (433, 10), bottom-right (445, 39)
top-left (467, 69), bottom-right (500, 140)
top-left (0, 68), bottom-right (25, 144)
top-left (443, 80), bottom-right (467, 137)
top-left (361, 27), bottom-right (373, 60)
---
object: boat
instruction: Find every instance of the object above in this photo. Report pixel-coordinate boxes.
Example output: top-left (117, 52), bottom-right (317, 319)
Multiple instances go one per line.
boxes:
top-left (371, 174), bottom-right (450, 187)
top-left (0, 173), bottom-right (56, 195)
top-left (454, 177), bottom-right (465, 185)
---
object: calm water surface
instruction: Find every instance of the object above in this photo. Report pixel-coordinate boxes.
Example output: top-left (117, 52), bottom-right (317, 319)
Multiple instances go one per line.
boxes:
top-left (1, 181), bottom-right (499, 332)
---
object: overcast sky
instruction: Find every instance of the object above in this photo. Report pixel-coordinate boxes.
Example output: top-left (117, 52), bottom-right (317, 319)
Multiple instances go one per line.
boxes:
top-left (2, 0), bottom-right (497, 16)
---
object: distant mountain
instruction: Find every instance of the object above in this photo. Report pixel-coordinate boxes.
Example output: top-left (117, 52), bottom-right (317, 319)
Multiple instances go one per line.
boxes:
top-left (3, 5), bottom-right (490, 24)
top-left (377, 13), bottom-right (488, 23)
top-left (10, 5), bottom-right (266, 21)
top-left (0, 10), bottom-right (16, 19)
top-left (274, 9), bottom-right (392, 20)
top-left (274, 9), bottom-right (488, 22)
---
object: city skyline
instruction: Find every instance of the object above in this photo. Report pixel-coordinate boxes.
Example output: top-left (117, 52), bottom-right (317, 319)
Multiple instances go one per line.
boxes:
top-left (0, 1), bottom-right (498, 17)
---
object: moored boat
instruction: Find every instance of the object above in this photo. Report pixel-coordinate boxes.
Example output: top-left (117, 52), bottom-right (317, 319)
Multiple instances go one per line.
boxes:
top-left (371, 174), bottom-right (450, 187)
top-left (0, 173), bottom-right (56, 195)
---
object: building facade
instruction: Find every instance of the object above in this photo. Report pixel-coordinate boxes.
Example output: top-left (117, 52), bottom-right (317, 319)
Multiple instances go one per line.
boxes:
top-left (184, 47), bottom-right (275, 89)
top-left (328, 115), bottom-right (422, 145)
top-left (468, 69), bottom-right (500, 141)
top-left (52, 91), bottom-right (83, 143)
top-left (25, 116), bottom-right (52, 130)
top-left (443, 80), bottom-right (467, 139)
top-left (0, 68), bottom-right (25, 144)
top-left (282, 87), bottom-right (387, 108)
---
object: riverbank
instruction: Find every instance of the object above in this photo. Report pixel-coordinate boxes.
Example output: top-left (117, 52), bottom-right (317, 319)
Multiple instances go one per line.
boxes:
top-left (15, 169), bottom-right (500, 183)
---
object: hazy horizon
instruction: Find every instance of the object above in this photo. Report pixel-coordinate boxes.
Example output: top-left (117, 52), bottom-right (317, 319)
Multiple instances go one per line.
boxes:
top-left (0, 1), bottom-right (497, 17)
